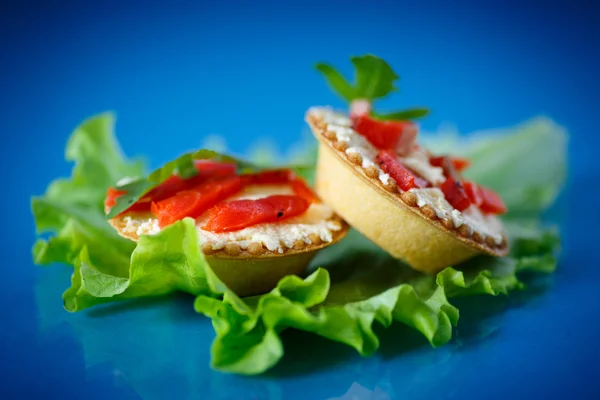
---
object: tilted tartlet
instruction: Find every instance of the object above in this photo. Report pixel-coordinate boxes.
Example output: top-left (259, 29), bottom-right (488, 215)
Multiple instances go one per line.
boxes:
top-left (306, 107), bottom-right (508, 273)
top-left (106, 161), bottom-right (348, 296)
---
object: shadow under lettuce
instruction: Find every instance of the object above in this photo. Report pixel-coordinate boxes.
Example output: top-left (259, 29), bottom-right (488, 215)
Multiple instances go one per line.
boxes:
top-left (85, 292), bottom-right (199, 321)
top-left (265, 230), bottom-right (555, 377)
top-left (265, 275), bottom-right (552, 379)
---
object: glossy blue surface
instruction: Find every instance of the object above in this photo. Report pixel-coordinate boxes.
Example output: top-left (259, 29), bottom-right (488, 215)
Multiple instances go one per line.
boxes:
top-left (2, 1), bottom-right (600, 399)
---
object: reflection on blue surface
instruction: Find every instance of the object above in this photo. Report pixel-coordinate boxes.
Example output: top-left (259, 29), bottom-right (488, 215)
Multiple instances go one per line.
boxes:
top-left (32, 261), bottom-right (554, 400)
top-left (3, 0), bottom-right (600, 399)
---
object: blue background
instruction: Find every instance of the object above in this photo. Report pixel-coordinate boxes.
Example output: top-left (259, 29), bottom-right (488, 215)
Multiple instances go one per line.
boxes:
top-left (2, 0), bottom-right (600, 399)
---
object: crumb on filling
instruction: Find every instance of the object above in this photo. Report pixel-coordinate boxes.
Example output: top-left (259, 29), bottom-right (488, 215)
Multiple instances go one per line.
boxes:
top-left (120, 184), bottom-right (342, 254)
top-left (308, 106), bottom-right (504, 246)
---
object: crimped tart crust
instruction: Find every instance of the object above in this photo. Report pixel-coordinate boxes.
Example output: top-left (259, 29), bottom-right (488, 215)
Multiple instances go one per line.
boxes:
top-left (305, 107), bottom-right (508, 271)
top-left (109, 212), bottom-right (349, 258)
top-left (109, 211), bottom-right (349, 296)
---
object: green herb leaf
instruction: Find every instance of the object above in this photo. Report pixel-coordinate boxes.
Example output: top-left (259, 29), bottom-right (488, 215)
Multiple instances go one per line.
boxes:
top-left (374, 108), bottom-right (430, 121)
top-left (351, 54), bottom-right (399, 100)
top-left (107, 149), bottom-right (312, 219)
top-left (146, 149), bottom-right (242, 183)
top-left (106, 150), bottom-right (246, 218)
top-left (315, 54), bottom-right (399, 102)
top-left (315, 55), bottom-right (430, 120)
top-left (315, 63), bottom-right (356, 102)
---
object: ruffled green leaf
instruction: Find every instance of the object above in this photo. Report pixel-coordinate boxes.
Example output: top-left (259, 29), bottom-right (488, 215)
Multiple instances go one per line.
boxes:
top-left (191, 114), bottom-right (565, 375)
top-left (32, 112), bottom-right (143, 269)
top-left (194, 225), bottom-right (559, 375)
top-left (32, 110), bottom-right (565, 376)
top-left (32, 112), bottom-right (145, 229)
top-left (63, 218), bottom-right (216, 312)
top-left (31, 113), bottom-right (220, 311)
top-left (195, 265), bottom-right (458, 375)
top-left (421, 117), bottom-right (567, 216)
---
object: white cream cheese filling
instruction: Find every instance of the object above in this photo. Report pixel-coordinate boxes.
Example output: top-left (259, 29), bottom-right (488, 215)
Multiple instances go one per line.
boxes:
top-left (120, 184), bottom-right (342, 253)
top-left (122, 215), bottom-right (161, 237)
top-left (311, 108), bottom-right (392, 186)
top-left (309, 106), bottom-right (505, 245)
top-left (409, 188), bottom-right (503, 244)
top-left (400, 149), bottom-right (445, 186)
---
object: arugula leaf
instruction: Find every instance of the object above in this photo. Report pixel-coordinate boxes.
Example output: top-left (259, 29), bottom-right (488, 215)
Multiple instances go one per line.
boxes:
top-left (316, 54), bottom-right (398, 102)
top-left (146, 149), bottom-right (250, 182)
top-left (107, 150), bottom-right (249, 218)
top-left (107, 149), bottom-right (314, 219)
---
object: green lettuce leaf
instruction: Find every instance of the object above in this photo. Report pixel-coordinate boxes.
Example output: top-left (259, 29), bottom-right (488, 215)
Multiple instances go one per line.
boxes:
top-left (32, 113), bottom-right (313, 311)
top-left (32, 113), bottom-right (272, 311)
top-left (192, 116), bottom-right (565, 374)
top-left (421, 116), bottom-right (567, 216)
top-left (63, 218), bottom-right (217, 312)
top-left (32, 113), bottom-right (144, 268)
top-left (32, 112), bottom-right (145, 228)
top-left (194, 225), bottom-right (558, 374)
top-left (32, 110), bottom-right (565, 375)
top-left (45, 112), bottom-right (146, 209)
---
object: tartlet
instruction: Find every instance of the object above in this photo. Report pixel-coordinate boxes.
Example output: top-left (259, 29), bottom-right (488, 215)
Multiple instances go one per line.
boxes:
top-left (107, 165), bottom-right (348, 296)
top-left (306, 106), bottom-right (508, 273)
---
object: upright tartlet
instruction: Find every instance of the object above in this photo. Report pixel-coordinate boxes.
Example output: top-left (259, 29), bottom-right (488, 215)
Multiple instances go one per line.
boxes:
top-left (106, 159), bottom-right (348, 296)
top-left (308, 55), bottom-right (509, 273)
